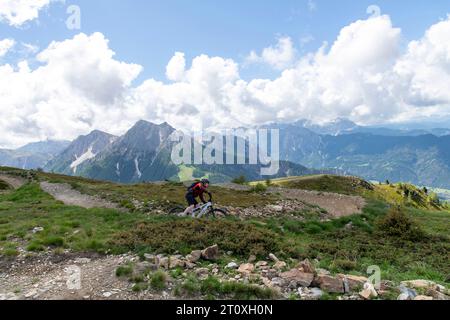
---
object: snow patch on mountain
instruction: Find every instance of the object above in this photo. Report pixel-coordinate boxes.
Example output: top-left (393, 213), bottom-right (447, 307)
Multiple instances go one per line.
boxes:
top-left (70, 146), bottom-right (96, 174)
top-left (134, 157), bottom-right (142, 179)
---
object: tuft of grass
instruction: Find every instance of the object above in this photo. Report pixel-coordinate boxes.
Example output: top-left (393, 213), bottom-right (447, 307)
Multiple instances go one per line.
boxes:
top-left (179, 275), bottom-right (277, 300)
top-left (150, 271), bottom-right (167, 290)
top-left (115, 264), bottom-right (133, 277)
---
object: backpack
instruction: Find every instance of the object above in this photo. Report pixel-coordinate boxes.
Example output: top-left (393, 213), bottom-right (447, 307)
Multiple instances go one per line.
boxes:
top-left (187, 181), bottom-right (201, 192)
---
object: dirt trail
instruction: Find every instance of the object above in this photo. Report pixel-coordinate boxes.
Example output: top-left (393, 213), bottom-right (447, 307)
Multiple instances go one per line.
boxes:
top-left (0, 254), bottom-right (168, 300)
top-left (40, 182), bottom-right (119, 210)
top-left (0, 174), bottom-right (27, 189)
top-left (274, 187), bottom-right (366, 217)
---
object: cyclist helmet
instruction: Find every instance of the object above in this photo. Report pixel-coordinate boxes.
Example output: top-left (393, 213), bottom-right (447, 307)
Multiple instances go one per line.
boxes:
top-left (201, 178), bottom-right (210, 185)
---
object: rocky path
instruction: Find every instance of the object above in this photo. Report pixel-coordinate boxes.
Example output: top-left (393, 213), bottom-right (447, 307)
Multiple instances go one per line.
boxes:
top-left (274, 188), bottom-right (366, 218)
top-left (0, 253), bottom-right (165, 300)
top-left (0, 174), bottom-right (27, 189)
top-left (40, 181), bottom-right (119, 210)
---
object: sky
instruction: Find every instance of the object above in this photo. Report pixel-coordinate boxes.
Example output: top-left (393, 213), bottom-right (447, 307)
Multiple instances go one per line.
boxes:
top-left (0, 0), bottom-right (450, 148)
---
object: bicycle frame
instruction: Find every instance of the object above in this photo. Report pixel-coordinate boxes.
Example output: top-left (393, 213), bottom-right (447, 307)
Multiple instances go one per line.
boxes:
top-left (191, 201), bottom-right (212, 218)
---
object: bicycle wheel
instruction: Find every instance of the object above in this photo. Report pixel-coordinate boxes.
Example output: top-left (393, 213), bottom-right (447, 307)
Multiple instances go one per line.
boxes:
top-left (168, 206), bottom-right (184, 215)
top-left (212, 208), bottom-right (229, 218)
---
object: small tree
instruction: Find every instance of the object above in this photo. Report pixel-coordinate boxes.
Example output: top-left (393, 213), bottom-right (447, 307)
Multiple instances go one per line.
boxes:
top-left (232, 175), bottom-right (247, 185)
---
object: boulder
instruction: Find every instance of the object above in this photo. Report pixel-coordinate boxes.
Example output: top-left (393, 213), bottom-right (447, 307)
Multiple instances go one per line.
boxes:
top-left (201, 245), bottom-right (219, 261)
top-left (184, 262), bottom-right (196, 270)
top-left (316, 275), bottom-right (345, 293)
top-left (188, 250), bottom-right (202, 263)
top-left (298, 259), bottom-right (315, 274)
top-left (238, 263), bottom-right (255, 274)
top-left (280, 269), bottom-right (315, 287)
top-left (338, 274), bottom-right (369, 293)
top-left (169, 257), bottom-right (185, 269)
top-left (401, 279), bottom-right (436, 290)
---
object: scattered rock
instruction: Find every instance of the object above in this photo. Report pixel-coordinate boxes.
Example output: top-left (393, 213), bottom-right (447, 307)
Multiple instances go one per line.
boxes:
top-left (398, 285), bottom-right (417, 300)
top-left (426, 288), bottom-right (449, 301)
top-left (184, 262), bottom-right (196, 270)
top-left (267, 205), bottom-right (284, 212)
top-left (144, 254), bottom-right (157, 263)
top-left (280, 269), bottom-right (314, 287)
top-left (32, 227), bottom-right (44, 234)
top-left (102, 292), bottom-right (113, 298)
top-left (269, 253), bottom-right (279, 263)
top-left (135, 262), bottom-right (152, 274)
top-left (226, 262), bottom-right (239, 270)
top-left (359, 282), bottom-right (378, 300)
top-left (169, 257), bottom-right (185, 269)
top-left (74, 258), bottom-right (91, 265)
top-left (273, 261), bottom-right (287, 270)
top-left (316, 268), bottom-right (331, 276)
top-left (256, 261), bottom-right (268, 268)
top-left (195, 268), bottom-right (209, 276)
top-left (188, 250), bottom-right (202, 263)
top-left (401, 279), bottom-right (442, 291)
top-left (398, 293), bottom-right (412, 301)
top-left (298, 287), bottom-right (323, 300)
top-left (270, 277), bottom-right (286, 287)
top-left (414, 295), bottom-right (433, 301)
top-left (201, 245), bottom-right (219, 261)
top-left (316, 275), bottom-right (345, 293)
top-left (238, 263), bottom-right (255, 275)
top-left (158, 257), bottom-right (170, 269)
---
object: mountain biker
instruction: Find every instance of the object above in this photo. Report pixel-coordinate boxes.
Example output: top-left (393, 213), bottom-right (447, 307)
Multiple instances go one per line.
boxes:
top-left (182, 178), bottom-right (211, 216)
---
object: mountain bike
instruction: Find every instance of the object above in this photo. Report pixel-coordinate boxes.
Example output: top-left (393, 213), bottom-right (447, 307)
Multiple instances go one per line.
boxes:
top-left (169, 193), bottom-right (228, 218)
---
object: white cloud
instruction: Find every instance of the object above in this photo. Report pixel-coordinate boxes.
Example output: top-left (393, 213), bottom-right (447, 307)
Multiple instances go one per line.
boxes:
top-left (0, 38), bottom-right (15, 57)
top-left (1, 15), bottom-right (450, 148)
top-left (0, 32), bottom-right (142, 148)
top-left (166, 52), bottom-right (186, 81)
top-left (0, 0), bottom-right (52, 27)
top-left (246, 37), bottom-right (297, 70)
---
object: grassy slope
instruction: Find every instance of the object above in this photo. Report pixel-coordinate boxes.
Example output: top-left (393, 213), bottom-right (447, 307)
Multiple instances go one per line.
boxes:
top-left (0, 168), bottom-right (449, 292)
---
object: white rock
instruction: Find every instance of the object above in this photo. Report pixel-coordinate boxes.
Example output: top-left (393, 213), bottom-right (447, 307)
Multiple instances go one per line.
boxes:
top-left (226, 262), bottom-right (239, 269)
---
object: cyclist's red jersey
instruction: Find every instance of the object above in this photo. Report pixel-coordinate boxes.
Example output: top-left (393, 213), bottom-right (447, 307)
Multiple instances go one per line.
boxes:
top-left (188, 182), bottom-right (207, 202)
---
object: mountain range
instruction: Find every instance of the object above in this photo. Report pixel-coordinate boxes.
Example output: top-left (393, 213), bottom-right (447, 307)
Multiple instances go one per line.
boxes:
top-left (2, 118), bottom-right (450, 188)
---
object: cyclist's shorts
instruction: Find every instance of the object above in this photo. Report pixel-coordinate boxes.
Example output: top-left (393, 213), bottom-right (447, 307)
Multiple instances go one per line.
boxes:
top-left (186, 193), bottom-right (198, 206)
